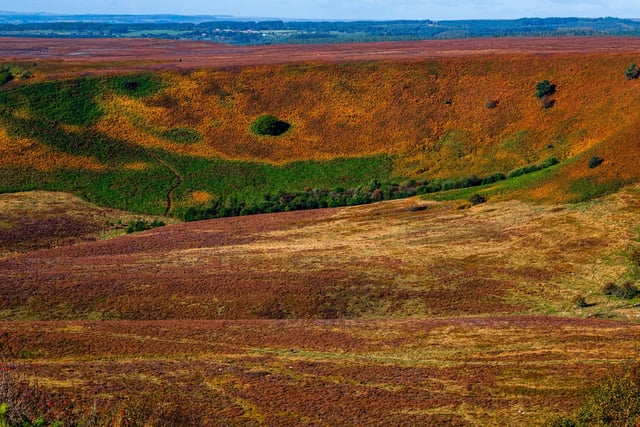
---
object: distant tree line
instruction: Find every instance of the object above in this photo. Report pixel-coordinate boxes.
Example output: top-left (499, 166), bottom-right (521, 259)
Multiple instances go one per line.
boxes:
top-left (2, 16), bottom-right (640, 45)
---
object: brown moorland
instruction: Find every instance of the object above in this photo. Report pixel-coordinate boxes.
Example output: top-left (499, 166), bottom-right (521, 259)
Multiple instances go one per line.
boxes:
top-left (3, 37), bottom-right (640, 425)
top-left (2, 316), bottom-right (640, 426)
top-left (3, 38), bottom-right (640, 205)
top-left (3, 37), bottom-right (640, 69)
top-left (2, 186), bottom-right (640, 424)
top-left (0, 191), bottom-right (171, 257)
top-left (2, 187), bottom-right (640, 321)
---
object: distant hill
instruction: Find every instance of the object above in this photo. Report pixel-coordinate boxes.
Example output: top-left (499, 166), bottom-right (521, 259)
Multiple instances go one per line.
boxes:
top-left (0, 12), bottom-right (238, 24)
top-left (1, 15), bottom-right (640, 43)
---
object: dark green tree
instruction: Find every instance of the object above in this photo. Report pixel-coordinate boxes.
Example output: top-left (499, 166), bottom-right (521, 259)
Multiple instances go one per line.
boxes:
top-left (625, 63), bottom-right (640, 80)
top-left (0, 68), bottom-right (13, 86)
top-left (534, 79), bottom-right (556, 98)
top-left (250, 114), bottom-right (290, 136)
top-left (588, 156), bottom-right (604, 169)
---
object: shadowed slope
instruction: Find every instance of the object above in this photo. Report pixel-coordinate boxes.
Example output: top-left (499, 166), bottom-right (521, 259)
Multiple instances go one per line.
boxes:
top-left (0, 191), bottom-right (170, 257)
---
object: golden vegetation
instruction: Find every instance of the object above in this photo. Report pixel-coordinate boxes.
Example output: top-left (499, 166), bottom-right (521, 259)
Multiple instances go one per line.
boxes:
top-left (4, 44), bottom-right (640, 425)
top-left (41, 54), bottom-right (640, 202)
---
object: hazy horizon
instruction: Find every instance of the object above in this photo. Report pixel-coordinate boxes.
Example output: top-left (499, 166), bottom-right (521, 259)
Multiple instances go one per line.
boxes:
top-left (4, 1), bottom-right (640, 21)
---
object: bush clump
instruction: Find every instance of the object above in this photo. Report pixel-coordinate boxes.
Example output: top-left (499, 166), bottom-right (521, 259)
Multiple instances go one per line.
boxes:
top-left (468, 193), bottom-right (487, 205)
top-left (572, 294), bottom-right (589, 308)
top-left (109, 73), bottom-right (164, 98)
top-left (507, 157), bottom-right (559, 178)
top-left (603, 282), bottom-right (639, 299)
top-left (0, 67), bottom-right (14, 86)
top-left (250, 114), bottom-right (290, 136)
top-left (126, 219), bottom-right (165, 234)
top-left (601, 282), bottom-right (619, 296)
top-left (625, 63), bottom-right (640, 80)
top-left (535, 80), bottom-right (557, 109)
top-left (588, 156), bottom-right (604, 169)
top-left (550, 364), bottom-right (640, 426)
top-left (535, 79), bottom-right (556, 98)
top-left (485, 99), bottom-right (499, 109)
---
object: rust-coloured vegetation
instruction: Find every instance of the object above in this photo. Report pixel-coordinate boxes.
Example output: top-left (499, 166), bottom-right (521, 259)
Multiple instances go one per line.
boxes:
top-left (1, 186), bottom-right (640, 423)
top-left (0, 192), bottom-right (171, 257)
top-left (3, 38), bottom-right (640, 209)
top-left (0, 316), bottom-right (639, 426)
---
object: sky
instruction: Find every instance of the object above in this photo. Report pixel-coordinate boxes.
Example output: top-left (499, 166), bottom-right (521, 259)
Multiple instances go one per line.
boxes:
top-left (4, 0), bottom-right (640, 21)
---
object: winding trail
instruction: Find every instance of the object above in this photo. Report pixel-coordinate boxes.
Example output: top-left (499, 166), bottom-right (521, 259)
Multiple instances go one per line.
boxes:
top-left (149, 153), bottom-right (183, 216)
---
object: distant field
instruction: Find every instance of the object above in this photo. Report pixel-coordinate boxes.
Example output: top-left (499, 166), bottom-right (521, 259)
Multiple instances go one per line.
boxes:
top-left (3, 37), bottom-right (640, 68)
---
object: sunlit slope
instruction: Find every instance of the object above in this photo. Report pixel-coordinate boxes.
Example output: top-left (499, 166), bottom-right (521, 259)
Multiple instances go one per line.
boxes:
top-left (2, 52), bottom-right (640, 213)
top-left (2, 185), bottom-right (640, 321)
top-left (99, 56), bottom-right (640, 166)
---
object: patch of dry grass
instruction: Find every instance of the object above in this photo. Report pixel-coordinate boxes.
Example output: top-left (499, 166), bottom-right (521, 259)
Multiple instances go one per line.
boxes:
top-left (1, 317), bottom-right (639, 425)
top-left (0, 191), bottom-right (173, 257)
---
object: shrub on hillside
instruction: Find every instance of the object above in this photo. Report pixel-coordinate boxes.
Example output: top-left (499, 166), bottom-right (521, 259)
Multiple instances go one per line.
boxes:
top-left (541, 157), bottom-right (560, 168)
top-left (126, 219), bottom-right (165, 234)
top-left (615, 282), bottom-right (639, 299)
top-left (250, 114), bottom-right (290, 136)
top-left (601, 282), bottom-right (638, 299)
top-left (485, 99), bottom-right (499, 109)
top-left (507, 157), bottom-right (559, 178)
top-left (535, 79), bottom-right (556, 98)
top-left (0, 68), bottom-right (13, 86)
top-left (468, 193), bottom-right (487, 205)
top-left (572, 294), bottom-right (589, 308)
top-left (481, 172), bottom-right (507, 185)
top-left (625, 63), bottom-right (640, 80)
top-left (109, 73), bottom-right (164, 98)
top-left (535, 80), bottom-right (556, 109)
top-left (588, 156), bottom-right (604, 169)
top-left (551, 364), bottom-right (640, 426)
top-left (601, 282), bottom-right (619, 296)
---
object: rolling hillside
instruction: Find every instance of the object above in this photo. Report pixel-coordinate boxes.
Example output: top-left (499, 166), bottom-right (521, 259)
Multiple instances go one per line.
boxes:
top-left (2, 42), bottom-right (640, 217)
top-left (2, 187), bottom-right (640, 424)
top-left (3, 38), bottom-right (640, 425)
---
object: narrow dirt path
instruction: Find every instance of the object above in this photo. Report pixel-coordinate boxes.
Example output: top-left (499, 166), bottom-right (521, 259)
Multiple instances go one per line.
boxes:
top-left (149, 153), bottom-right (183, 216)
